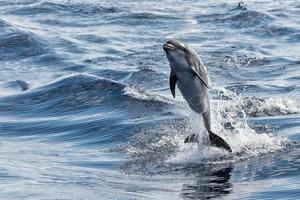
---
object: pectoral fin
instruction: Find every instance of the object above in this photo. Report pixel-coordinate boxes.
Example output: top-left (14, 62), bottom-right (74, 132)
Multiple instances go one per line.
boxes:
top-left (169, 70), bottom-right (177, 98)
top-left (184, 134), bottom-right (199, 143)
top-left (191, 67), bottom-right (209, 88)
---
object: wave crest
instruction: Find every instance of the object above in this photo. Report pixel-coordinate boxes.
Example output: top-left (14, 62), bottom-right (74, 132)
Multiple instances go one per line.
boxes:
top-left (122, 84), bottom-right (173, 104)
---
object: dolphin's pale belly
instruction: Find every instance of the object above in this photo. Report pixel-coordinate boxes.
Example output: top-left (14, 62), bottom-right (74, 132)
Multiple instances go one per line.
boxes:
top-left (177, 73), bottom-right (208, 114)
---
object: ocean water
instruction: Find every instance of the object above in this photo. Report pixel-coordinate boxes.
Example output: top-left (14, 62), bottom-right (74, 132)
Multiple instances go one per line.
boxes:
top-left (0, 0), bottom-right (299, 199)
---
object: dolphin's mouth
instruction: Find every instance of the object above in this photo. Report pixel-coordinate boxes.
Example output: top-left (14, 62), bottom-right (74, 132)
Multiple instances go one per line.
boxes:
top-left (163, 40), bottom-right (187, 51)
top-left (163, 42), bottom-right (176, 51)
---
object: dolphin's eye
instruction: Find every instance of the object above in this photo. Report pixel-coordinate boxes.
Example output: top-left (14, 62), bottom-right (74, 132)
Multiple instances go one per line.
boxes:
top-left (181, 45), bottom-right (188, 52)
top-left (182, 47), bottom-right (189, 55)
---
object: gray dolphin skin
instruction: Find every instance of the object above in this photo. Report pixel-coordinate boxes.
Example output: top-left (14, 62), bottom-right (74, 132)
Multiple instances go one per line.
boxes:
top-left (163, 40), bottom-right (232, 153)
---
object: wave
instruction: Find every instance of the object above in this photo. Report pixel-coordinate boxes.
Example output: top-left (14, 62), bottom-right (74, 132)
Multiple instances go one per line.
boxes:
top-left (76, 34), bottom-right (110, 44)
top-left (118, 86), bottom-right (298, 174)
top-left (122, 85), bottom-right (172, 104)
top-left (0, 73), bottom-right (177, 147)
top-left (0, 80), bottom-right (29, 96)
top-left (249, 25), bottom-right (298, 38)
top-left (108, 12), bottom-right (179, 26)
top-left (197, 7), bottom-right (272, 28)
top-left (224, 55), bottom-right (270, 68)
top-left (0, 32), bottom-right (47, 61)
top-left (196, 2), bottom-right (298, 42)
top-left (0, 73), bottom-right (173, 117)
top-left (287, 32), bottom-right (300, 42)
top-left (241, 97), bottom-right (300, 117)
top-left (224, 83), bottom-right (296, 95)
top-left (225, 10), bottom-right (272, 28)
top-left (7, 2), bottom-right (121, 16)
top-left (118, 108), bottom-right (292, 174)
top-left (215, 87), bottom-right (300, 118)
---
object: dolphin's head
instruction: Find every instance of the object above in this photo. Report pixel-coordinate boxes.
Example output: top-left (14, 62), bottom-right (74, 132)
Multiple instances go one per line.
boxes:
top-left (163, 40), bottom-right (197, 72)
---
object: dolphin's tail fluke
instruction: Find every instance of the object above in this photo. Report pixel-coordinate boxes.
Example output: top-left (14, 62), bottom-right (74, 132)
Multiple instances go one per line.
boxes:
top-left (208, 131), bottom-right (232, 153)
top-left (184, 134), bottom-right (198, 143)
top-left (184, 132), bottom-right (232, 153)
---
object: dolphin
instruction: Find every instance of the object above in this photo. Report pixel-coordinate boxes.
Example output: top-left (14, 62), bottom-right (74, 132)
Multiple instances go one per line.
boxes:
top-left (15, 80), bottom-right (29, 91)
top-left (163, 39), bottom-right (232, 153)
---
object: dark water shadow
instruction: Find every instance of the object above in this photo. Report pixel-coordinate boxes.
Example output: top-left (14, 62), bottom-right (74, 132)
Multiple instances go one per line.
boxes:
top-left (181, 164), bottom-right (233, 199)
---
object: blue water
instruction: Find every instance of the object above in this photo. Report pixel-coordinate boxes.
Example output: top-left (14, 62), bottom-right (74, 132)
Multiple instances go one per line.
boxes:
top-left (0, 0), bottom-right (300, 199)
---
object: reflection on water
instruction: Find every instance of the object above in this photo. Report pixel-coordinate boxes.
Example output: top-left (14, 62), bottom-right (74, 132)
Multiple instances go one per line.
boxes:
top-left (182, 165), bottom-right (233, 199)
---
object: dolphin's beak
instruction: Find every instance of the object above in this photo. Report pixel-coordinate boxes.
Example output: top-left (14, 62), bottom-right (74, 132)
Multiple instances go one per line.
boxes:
top-left (163, 40), bottom-right (187, 52)
top-left (163, 42), bottom-right (175, 51)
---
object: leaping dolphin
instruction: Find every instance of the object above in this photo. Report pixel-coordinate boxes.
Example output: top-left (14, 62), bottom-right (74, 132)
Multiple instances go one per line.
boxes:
top-left (163, 39), bottom-right (232, 153)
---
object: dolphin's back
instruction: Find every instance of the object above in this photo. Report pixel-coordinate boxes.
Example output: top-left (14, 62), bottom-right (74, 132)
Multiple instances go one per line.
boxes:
top-left (190, 52), bottom-right (209, 86)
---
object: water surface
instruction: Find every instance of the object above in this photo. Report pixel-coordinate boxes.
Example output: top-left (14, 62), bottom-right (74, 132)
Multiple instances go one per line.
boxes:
top-left (0, 0), bottom-right (300, 199)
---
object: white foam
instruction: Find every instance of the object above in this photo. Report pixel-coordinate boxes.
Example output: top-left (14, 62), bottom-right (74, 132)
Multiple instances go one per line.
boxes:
top-left (216, 87), bottom-right (300, 117)
top-left (122, 84), bottom-right (173, 104)
top-left (122, 86), bottom-right (295, 168)
top-left (167, 87), bottom-right (292, 164)
top-left (263, 97), bottom-right (300, 114)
